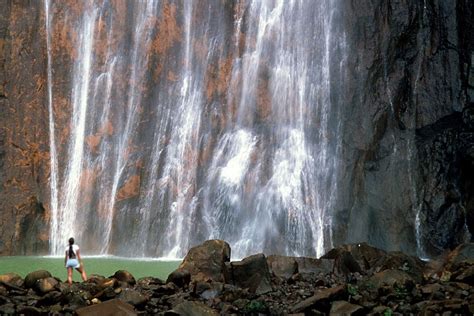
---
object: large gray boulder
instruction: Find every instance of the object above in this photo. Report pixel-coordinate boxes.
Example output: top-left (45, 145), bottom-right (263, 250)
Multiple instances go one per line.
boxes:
top-left (172, 240), bottom-right (231, 283)
top-left (266, 255), bottom-right (297, 280)
top-left (230, 254), bottom-right (272, 295)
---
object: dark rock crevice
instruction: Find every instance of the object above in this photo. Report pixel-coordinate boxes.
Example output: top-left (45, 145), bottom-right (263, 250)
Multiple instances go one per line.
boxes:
top-left (416, 105), bottom-right (474, 257)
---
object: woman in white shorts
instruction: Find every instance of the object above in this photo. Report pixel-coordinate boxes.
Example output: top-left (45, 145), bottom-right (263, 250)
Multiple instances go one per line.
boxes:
top-left (64, 237), bottom-right (87, 284)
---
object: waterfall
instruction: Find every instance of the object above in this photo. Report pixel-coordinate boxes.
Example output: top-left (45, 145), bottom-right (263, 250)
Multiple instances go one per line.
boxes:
top-left (44, 0), bottom-right (59, 254)
top-left (46, 1), bottom-right (345, 258)
top-left (412, 0), bottom-right (429, 259)
top-left (53, 7), bottom-right (97, 255)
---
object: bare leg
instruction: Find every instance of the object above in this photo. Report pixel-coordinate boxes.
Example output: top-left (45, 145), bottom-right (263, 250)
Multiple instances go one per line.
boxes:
top-left (76, 266), bottom-right (87, 281)
top-left (67, 267), bottom-right (73, 284)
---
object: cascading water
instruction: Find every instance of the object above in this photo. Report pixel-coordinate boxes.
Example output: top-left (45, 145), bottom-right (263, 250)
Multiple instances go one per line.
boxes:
top-left (46, 1), bottom-right (345, 258)
top-left (44, 0), bottom-right (60, 254)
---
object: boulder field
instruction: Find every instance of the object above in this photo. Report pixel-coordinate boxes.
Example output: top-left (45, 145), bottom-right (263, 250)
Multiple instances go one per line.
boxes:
top-left (1, 240), bottom-right (474, 315)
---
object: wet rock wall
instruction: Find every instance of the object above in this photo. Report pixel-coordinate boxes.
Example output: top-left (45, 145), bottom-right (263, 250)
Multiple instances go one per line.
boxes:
top-left (0, 0), bottom-right (472, 256)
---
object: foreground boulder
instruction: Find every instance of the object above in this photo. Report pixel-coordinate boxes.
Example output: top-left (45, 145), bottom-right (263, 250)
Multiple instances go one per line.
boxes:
top-left (322, 243), bottom-right (386, 274)
top-left (0, 273), bottom-right (23, 287)
top-left (76, 298), bottom-right (136, 316)
top-left (24, 270), bottom-right (52, 288)
top-left (266, 255), bottom-right (297, 280)
top-left (172, 240), bottom-right (231, 283)
top-left (266, 255), bottom-right (335, 281)
top-left (375, 251), bottom-right (425, 282)
top-left (230, 254), bottom-right (272, 295)
top-left (166, 269), bottom-right (191, 288)
top-left (35, 277), bottom-right (59, 294)
top-left (112, 270), bottom-right (136, 287)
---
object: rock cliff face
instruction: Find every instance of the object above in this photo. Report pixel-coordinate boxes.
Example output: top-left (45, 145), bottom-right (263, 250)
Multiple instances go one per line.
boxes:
top-left (0, 1), bottom-right (50, 254)
top-left (331, 0), bottom-right (474, 256)
top-left (0, 1), bottom-right (473, 256)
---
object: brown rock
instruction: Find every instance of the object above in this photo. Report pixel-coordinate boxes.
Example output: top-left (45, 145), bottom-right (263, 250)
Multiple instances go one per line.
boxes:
top-left (376, 251), bottom-right (426, 282)
top-left (100, 278), bottom-right (117, 289)
top-left (267, 255), bottom-right (297, 280)
top-left (330, 300), bottom-right (363, 315)
top-left (446, 243), bottom-right (474, 267)
top-left (295, 257), bottom-right (335, 275)
top-left (137, 276), bottom-right (164, 287)
top-left (112, 270), bottom-right (136, 286)
top-left (166, 269), bottom-right (191, 288)
top-left (116, 175), bottom-right (141, 201)
top-left (175, 240), bottom-right (230, 283)
top-left (454, 264), bottom-right (474, 285)
top-left (0, 304), bottom-right (15, 315)
top-left (362, 269), bottom-right (414, 290)
top-left (419, 299), bottom-right (469, 315)
top-left (0, 273), bottom-right (23, 286)
top-left (322, 243), bottom-right (386, 275)
top-left (171, 300), bottom-right (219, 316)
top-left (0, 1), bottom-right (51, 256)
top-left (155, 282), bottom-right (179, 295)
top-left (117, 288), bottom-right (147, 307)
top-left (230, 253), bottom-right (272, 295)
top-left (368, 306), bottom-right (391, 315)
top-left (199, 282), bottom-right (224, 300)
top-left (16, 306), bottom-right (42, 315)
top-left (24, 270), bottom-right (51, 288)
top-left (35, 277), bottom-right (58, 294)
top-left (420, 283), bottom-right (442, 295)
top-left (290, 285), bottom-right (346, 313)
top-left (76, 298), bottom-right (136, 316)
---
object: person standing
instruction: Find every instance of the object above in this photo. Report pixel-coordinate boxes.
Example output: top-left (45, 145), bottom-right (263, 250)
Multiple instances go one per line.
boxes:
top-left (64, 237), bottom-right (87, 284)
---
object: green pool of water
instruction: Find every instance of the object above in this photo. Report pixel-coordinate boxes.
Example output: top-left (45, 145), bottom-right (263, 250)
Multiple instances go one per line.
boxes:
top-left (0, 256), bottom-right (181, 282)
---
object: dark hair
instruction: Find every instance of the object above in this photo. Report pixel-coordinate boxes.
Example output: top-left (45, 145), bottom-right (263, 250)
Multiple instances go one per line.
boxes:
top-left (68, 237), bottom-right (75, 259)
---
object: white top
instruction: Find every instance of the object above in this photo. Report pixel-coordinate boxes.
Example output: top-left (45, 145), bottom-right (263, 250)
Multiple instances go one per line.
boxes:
top-left (65, 244), bottom-right (80, 259)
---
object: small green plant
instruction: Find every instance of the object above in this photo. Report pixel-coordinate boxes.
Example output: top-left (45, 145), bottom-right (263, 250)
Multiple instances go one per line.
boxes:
top-left (347, 284), bottom-right (358, 296)
top-left (383, 308), bottom-right (393, 316)
top-left (393, 284), bottom-right (408, 298)
top-left (243, 300), bottom-right (267, 313)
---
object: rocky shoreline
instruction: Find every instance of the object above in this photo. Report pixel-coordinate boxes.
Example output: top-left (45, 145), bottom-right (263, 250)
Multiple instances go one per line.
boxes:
top-left (1, 240), bottom-right (473, 315)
